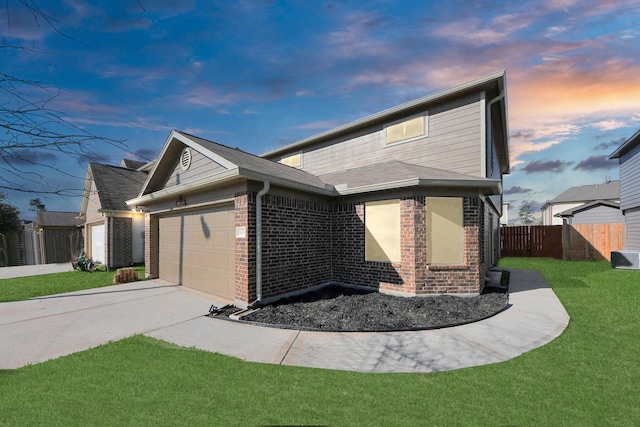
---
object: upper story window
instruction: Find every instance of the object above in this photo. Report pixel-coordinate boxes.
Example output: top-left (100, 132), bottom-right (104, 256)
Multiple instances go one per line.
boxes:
top-left (385, 114), bottom-right (428, 145)
top-left (279, 152), bottom-right (303, 168)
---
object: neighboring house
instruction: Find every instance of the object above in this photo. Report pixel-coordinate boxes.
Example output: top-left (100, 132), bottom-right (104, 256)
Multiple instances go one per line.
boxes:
top-left (79, 159), bottom-right (151, 268)
top-left (610, 129), bottom-right (640, 250)
top-left (34, 211), bottom-right (83, 264)
top-left (541, 180), bottom-right (620, 225)
top-left (127, 71), bottom-right (509, 307)
top-left (555, 200), bottom-right (624, 225)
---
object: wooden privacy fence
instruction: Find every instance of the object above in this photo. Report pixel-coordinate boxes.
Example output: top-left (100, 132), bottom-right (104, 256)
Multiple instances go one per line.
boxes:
top-left (501, 223), bottom-right (626, 261)
top-left (563, 223), bottom-right (625, 261)
top-left (501, 225), bottom-right (563, 259)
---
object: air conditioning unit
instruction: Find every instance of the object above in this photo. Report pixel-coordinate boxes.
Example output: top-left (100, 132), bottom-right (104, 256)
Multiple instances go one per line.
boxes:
top-left (611, 251), bottom-right (640, 270)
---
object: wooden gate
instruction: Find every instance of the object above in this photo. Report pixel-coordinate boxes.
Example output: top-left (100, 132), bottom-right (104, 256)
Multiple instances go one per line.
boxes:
top-left (501, 225), bottom-right (563, 259)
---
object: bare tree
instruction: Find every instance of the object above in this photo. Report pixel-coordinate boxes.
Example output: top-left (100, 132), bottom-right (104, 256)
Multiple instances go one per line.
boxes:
top-left (1, 1), bottom-right (128, 196)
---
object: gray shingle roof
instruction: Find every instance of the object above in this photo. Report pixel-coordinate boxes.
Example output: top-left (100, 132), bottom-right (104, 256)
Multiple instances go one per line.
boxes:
top-left (549, 181), bottom-right (619, 204)
top-left (90, 163), bottom-right (149, 211)
top-left (319, 160), bottom-right (500, 193)
top-left (178, 132), bottom-right (330, 192)
top-left (37, 211), bottom-right (82, 227)
top-left (120, 159), bottom-right (147, 170)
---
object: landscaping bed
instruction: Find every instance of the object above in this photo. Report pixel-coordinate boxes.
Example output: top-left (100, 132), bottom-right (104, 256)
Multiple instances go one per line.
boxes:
top-left (213, 274), bottom-right (509, 332)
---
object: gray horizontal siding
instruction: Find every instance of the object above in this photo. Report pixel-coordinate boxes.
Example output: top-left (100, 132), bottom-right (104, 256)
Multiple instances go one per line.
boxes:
top-left (163, 149), bottom-right (228, 189)
top-left (298, 93), bottom-right (482, 177)
top-left (620, 143), bottom-right (640, 210)
top-left (571, 206), bottom-right (624, 224)
top-left (625, 208), bottom-right (640, 250)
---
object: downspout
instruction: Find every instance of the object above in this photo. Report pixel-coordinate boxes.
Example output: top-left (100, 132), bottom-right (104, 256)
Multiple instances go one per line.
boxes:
top-left (486, 90), bottom-right (505, 160)
top-left (249, 180), bottom-right (270, 308)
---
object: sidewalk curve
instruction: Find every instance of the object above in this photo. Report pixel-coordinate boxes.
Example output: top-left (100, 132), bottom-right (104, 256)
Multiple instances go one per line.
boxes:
top-left (0, 268), bottom-right (569, 373)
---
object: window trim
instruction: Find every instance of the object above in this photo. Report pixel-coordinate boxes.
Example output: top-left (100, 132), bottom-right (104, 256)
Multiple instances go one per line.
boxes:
top-left (278, 151), bottom-right (304, 169)
top-left (383, 113), bottom-right (428, 147)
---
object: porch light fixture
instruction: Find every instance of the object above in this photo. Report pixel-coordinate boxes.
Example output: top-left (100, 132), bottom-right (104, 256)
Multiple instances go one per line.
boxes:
top-left (176, 195), bottom-right (186, 207)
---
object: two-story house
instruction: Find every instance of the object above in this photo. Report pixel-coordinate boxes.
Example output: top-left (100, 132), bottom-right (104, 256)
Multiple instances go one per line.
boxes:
top-left (610, 129), bottom-right (640, 250)
top-left (126, 70), bottom-right (509, 308)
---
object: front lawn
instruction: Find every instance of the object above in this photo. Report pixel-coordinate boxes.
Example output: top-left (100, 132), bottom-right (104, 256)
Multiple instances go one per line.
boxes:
top-left (0, 265), bottom-right (146, 302)
top-left (0, 258), bottom-right (638, 426)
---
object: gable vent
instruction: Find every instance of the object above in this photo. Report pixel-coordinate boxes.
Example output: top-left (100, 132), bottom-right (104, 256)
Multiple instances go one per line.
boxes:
top-left (180, 147), bottom-right (192, 171)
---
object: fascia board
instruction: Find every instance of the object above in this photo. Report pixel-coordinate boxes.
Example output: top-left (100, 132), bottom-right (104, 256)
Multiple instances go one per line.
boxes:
top-left (135, 130), bottom-right (239, 199)
top-left (172, 132), bottom-right (237, 170)
top-left (135, 130), bottom-right (178, 198)
top-left (79, 168), bottom-right (93, 216)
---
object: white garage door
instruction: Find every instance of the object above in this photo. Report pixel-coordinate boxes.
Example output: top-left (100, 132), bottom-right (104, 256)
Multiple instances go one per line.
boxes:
top-left (158, 205), bottom-right (235, 300)
top-left (90, 223), bottom-right (105, 264)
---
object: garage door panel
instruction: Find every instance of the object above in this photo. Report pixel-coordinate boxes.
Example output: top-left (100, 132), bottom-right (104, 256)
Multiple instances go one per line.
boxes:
top-left (158, 205), bottom-right (235, 300)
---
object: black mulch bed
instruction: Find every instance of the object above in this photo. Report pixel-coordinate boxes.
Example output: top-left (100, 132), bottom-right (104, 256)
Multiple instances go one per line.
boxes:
top-left (212, 274), bottom-right (509, 332)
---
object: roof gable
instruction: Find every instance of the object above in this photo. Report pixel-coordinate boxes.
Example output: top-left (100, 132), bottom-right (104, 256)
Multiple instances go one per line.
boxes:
top-left (133, 131), bottom-right (333, 204)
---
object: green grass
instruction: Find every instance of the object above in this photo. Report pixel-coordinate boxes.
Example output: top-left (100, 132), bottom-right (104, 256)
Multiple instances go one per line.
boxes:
top-left (1, 258), bottom-right (639, 426)
top-left (0, 265), bottom-right (146, 302)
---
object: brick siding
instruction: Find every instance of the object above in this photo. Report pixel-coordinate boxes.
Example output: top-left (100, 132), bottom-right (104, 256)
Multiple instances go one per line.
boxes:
top-left (150, 190), bottom-right (489, 303)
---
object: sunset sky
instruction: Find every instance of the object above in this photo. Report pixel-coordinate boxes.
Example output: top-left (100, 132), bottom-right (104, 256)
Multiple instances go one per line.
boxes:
top-left (2, 0), bottom-right (639, 221)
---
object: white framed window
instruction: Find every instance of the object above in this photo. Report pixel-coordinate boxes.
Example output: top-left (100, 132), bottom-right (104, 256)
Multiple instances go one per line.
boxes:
top-left (279, 152), bottom-right (303, 168)
top-left (384, 114), bottom-right (428, 146)
top-left (426, 197), bottom-right (464, 265)
top-left (365, 199), bottom-right (401, 263)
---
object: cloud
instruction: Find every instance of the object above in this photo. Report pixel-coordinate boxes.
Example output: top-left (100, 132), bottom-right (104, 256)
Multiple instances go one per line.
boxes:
top-left (595, 137), bottom-right (626, 151)
top-left (133, 148), bottom-right (159, 162)
top-left (77, 152), bottom-right (111, 164)
top-left (573, 155), bottom-right (618, 171)
top-left (504, 186), bottom-right (534, 195)
top-left (6, 150), bottom-right (58, 165)
top-left (509, 123), bottom-right (578, 165)
top-left (521, 199), bottom-right (546, 212)
top-left (105, 18), bottom-right (153, 32)
top-left (326, 11), bottom-right (390, 58)
top-left (521, 159), bottom-right (573, 174)
top-left (592, 120), bottom-right (627, 131)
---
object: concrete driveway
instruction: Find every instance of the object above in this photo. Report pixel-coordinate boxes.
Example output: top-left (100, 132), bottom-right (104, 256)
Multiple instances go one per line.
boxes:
top-left (0, 269), bottom-right (570, 373)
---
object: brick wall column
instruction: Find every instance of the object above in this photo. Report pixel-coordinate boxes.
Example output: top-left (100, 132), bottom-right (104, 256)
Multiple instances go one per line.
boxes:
top-left (144, 213), bottom-right (158, 278)
top-left (234, 192), bottom-right (255, 304)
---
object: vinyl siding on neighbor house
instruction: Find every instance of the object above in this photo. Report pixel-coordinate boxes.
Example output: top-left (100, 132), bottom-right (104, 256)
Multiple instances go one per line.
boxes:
top-left (85, 180), bottom-right (104, 224)
top-left (285, 94), bottom-right (483, 177)
top-left (626, 208), bottom-right (640, 250)
top-left (162, 148), bottom-right (228, 189)
top-left (571, 206), bottom-right (625, 224)
top-left (619, 143), bottom-right (640, 211)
